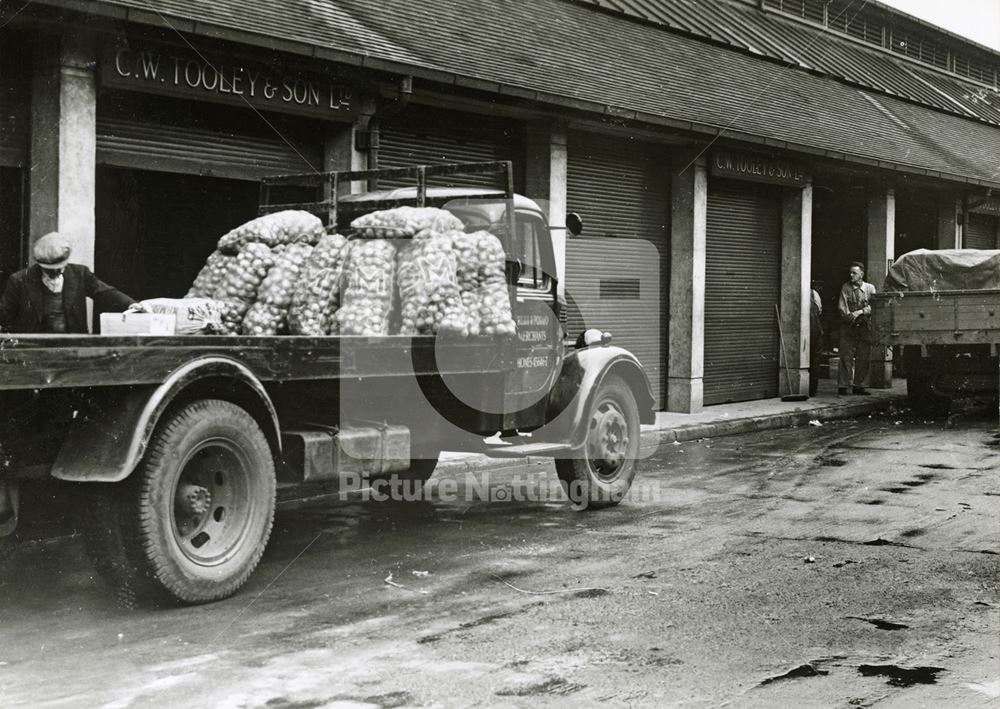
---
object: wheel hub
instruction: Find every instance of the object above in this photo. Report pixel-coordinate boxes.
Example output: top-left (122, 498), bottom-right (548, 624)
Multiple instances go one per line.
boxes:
top-left (588, 403), bottom-right (629, 477)
top-left (171, 442), bottom-right (248, 563)
top-left (176, 483), bottom-right (212, 517)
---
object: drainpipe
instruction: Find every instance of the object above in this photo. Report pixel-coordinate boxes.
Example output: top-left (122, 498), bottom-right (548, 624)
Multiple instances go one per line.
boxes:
top-left (358, 75), bottom-right (413, 191)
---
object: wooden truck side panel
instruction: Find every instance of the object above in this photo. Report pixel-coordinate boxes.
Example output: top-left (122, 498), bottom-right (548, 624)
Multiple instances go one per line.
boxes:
top-left (871, 290), bottom-right (1000, 347)
top-left (0, 334), bottom-right (514, 390)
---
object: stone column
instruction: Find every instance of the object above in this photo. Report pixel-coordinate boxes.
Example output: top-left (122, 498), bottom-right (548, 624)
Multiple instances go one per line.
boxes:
top-left (30, 34), bottom-right (97, 268)
top-left (667, 153), bottom-right (707, 413)
top-left (866, 186), bottom-right (895, 388)
top-left (525, 120), bottom-right (567, 291)
top-left (779, 184), bottom-right (812, 397)
top-left (324, 96), bottom-right (374, 194)
top-left (937, 196), bottom-right (961, 249)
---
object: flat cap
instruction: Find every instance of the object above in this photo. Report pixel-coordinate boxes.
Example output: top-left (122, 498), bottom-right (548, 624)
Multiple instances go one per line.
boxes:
top-left (33, 232), bottom-right (72, 269)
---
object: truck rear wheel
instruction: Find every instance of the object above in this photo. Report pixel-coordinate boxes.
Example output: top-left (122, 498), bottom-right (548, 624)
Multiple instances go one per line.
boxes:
top-left (86, 400), bottom-right (276, 606)
top-left (380, 449), bottom-right (439, 503)
top-left (555, 375), bottom-right (640, 510)
top-left (907, 376), bottom-right (951, 416)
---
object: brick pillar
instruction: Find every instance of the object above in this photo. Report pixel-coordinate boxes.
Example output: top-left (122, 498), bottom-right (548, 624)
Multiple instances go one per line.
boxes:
top-left (866, 186), bottom-right (895, 388)
top-left (525, 120), bottom-right (567, 293)
top-left (30, 34), bottom-right (97, 268)
top-left (667, 153), bottom-right (707, 413)
top-left (324, 96), bottom-right (374, 194)
top-left (937, 196), bottom-right (961, 249)
top-left (779, 184), bottom-right (812, 397)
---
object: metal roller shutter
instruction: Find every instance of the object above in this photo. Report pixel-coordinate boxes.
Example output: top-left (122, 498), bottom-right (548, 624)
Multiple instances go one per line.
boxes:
top-left (378, 108), bottom-right (522, 190)
top-left (704, 183), bottom-right (782, 405)
top-left (565, 132), bottom-right (669, 407)
top-left (96, 118), bottom-right (321, 180)
top-left (965, 213), bottom-right (997, 249)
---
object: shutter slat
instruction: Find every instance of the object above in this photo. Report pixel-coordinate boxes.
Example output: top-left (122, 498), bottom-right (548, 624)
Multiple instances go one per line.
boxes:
top-left (965, 213), bottom-right (997, 250)
top-left (704, 184), bottom-right (782, 405)
top-left (565, 132), bottom-right (668, 406)
top-left (378, 109), bottom-right (520, 190)
top-left (96, 118), bottom-right (320, 180)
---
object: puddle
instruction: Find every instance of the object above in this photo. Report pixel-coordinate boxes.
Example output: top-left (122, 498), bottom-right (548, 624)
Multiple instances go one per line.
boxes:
top-left (918, 464), bottom-right (952, 471)
top-left (899, 529), bottom-right (925, 538)
top-left (880, 487), bottom-right (910, 494)
top-left (305, 692), bottom-right (414, 709)
top-left (860, 499), bottom-right (885, 506)
top-left (858, 664), bottom-right (944, 687)
top-left (418, 601), bottom-right (544, 644)
top-left (495, 677), bottom-right (585, 697)
top-left (847, 616), bottom-right (909, 630)
top-left (816, 456), bottom-right (848, 467)
top-left (757, 663), bottom-right (829, 687)
top-left (863, 538), bottom-right (909, 548)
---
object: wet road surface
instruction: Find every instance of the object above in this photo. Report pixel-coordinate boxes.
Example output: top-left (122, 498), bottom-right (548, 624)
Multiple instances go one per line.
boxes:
top-left (1, 406), bottom-right (998, 708)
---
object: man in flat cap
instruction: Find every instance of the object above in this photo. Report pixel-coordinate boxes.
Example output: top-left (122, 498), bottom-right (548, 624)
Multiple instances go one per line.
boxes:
top-left (0, 232), bottom-right (137, 333)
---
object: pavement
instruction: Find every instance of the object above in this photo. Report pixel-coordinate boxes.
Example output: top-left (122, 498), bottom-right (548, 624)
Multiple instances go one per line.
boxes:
top-left (438, 377), bottom-right (909, 474)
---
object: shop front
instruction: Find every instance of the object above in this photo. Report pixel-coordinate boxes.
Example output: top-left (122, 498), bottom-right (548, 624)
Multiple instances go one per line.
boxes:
top-left (703, 151), bottom-right (811, 405)
top-left (92, 40), bottom-right (355, 299)
top-left (965, 197), bottom-right (1000, 250)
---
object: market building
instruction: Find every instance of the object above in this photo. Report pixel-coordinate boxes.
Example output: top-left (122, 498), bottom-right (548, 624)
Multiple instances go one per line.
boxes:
top-left (2, 0), bottom-right (999, 412)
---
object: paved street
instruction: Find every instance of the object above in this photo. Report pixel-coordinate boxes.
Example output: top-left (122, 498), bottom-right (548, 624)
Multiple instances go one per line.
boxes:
top-left (1, 405), bottom-right (998, 708)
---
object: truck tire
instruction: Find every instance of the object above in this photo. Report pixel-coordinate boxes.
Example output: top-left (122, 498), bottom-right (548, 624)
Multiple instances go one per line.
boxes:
top-left (907, 376), bottom-right (951, 416)
top-left (555, 375), bottom-right (640, 510)
top-left (86, 400), bottom-right (276, 606)
top-left (381, 450), bottom-right (439, 503)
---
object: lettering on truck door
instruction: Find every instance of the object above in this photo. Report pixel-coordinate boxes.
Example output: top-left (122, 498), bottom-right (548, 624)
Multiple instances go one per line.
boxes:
top-left (504, 211), bottom-right (561, 428)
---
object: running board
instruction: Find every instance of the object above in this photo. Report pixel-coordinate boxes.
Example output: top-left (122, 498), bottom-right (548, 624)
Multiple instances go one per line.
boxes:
top-left (482, 442), bottom-right (573, 458)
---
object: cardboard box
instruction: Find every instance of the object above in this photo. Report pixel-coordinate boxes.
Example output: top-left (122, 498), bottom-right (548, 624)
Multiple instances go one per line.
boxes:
top-left (99, 312), bottom-right (176, 336)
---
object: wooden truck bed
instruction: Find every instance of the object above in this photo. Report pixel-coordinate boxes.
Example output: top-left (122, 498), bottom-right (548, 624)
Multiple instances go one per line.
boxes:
top-left (871, 290), bottom-right (1000, 347)
top-left (0, 334), bottom-right (513, 391)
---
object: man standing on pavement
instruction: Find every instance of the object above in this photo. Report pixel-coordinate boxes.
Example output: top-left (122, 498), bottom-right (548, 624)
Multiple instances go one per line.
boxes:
top-left (0, 232), bottom-right (137, 333)
top-left (837, 261), bottom-right (876, 395)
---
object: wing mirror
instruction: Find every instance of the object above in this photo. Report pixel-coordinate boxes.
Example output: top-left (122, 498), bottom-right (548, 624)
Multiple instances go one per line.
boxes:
top-left (566, 212), bottom-right (583, 237)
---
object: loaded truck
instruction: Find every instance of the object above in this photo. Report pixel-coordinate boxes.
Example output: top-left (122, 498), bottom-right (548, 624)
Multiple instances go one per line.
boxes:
top-left (871, 248), bottom-right (1000, 414)
top-left (0, 161), bottom-right (655, 605)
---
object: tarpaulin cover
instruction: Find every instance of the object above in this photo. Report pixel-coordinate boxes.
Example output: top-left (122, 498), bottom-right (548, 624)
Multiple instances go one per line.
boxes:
top-left (883, 249), bottom-right (1000, 292)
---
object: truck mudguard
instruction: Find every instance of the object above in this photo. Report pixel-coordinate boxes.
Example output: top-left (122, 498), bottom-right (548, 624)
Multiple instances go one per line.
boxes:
top-left (51, 356), bottom-right (281, 483)
top-left (541, 345), bottom-right (655, 448)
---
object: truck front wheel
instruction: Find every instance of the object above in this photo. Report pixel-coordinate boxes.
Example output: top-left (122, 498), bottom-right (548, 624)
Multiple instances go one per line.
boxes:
top-left (555, 375), bottom-right (640, 510)
top-left (86, 399), bottom-right (276, 606)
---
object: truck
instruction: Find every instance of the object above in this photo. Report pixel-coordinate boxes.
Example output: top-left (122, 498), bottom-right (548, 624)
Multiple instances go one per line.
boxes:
top-left (0, 161), bottom-right (655, 605)
top-left (871, 248), bottom-right (1000, 414)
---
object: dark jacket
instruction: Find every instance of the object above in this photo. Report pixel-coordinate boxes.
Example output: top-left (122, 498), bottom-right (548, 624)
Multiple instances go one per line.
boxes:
top-left (0, 264), bottom-right (135, 334)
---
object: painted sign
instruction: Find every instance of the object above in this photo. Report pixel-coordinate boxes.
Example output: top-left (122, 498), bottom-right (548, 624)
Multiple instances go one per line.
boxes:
top-left (711, 151), bottom-right (810, 187)
top-left (102, 45), bottom-right (358, 120)
top-left (968, 197), bottom-right (1000, 216)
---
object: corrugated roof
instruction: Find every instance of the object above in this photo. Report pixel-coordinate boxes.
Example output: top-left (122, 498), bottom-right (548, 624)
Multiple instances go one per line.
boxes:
top-left (580, 0), bottom-right (1000, 126)
top-left (14, 0), bottom-right (1000, 187)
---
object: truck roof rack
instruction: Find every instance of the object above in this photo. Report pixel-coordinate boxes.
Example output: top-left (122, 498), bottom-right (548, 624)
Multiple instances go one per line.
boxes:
top-left (258, 160), bottom-right (515, 230)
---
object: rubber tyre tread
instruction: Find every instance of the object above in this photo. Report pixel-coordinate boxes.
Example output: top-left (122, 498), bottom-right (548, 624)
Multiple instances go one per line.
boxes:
top-left (117, 399), bottom-right (275, 606)
top-left (555, 374), bottom-right (640, 510)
